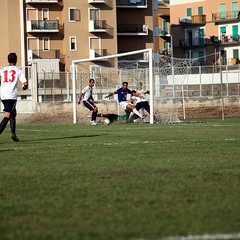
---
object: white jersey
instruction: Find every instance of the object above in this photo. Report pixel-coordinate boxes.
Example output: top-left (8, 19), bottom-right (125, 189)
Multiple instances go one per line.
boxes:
top-left (82, 85), bottom-right (93, 101)
top-left (131, 92), bottom-right (148, 104)
top-left (0, 66), bottom-right (27, 100)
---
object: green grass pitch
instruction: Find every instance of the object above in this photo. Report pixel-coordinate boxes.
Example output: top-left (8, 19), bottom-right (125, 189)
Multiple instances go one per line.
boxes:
top-left (0, 118), bottom-right (240, 240)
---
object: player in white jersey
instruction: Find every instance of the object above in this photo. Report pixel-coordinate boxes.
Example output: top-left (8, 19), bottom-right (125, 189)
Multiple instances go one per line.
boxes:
top-left (77, 79), bottom-right (98, 125)
top-left (0, 53), bottom-right (28, 141)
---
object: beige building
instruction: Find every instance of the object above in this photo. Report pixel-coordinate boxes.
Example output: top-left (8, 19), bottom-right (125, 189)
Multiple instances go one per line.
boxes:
top-left (170, 0), bottom-right (240, 65)
top-left (154, 0), bottom-right (170, 55)
top-left (0, 0), bottom-right (159, 72)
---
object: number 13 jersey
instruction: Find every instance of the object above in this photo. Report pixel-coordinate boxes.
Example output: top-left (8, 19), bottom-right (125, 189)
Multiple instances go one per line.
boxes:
top-left (0, 66), bottom-right (27, 100)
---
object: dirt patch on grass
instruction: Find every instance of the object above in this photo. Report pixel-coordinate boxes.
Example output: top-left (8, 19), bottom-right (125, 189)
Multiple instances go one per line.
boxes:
top-left (15, 104), bottom-right (240, 124)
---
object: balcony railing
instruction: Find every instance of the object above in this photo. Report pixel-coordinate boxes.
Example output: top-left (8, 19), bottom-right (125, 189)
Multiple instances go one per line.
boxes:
top-left (28, 49), bottom-right (64, 62)
top-left (116, 0), bottom-right (147, 8)
top-left (118, 52), bottom-right (148, 62)
top-left (27, 20), bottom-right (59, 32)
top-left (89, 49), bottom-right (108, 59)
top-left (179, 15), bottom-right (206, 25)
top-left (212, 11), bottom-right (240, 22)
top-left (89, 20), bottom-right (107, 32)
top-left (118, 24), bottom-right (148, 35)
top-left (26, 0), bottom-right (58, 3)
top-left (219, 33), bottom-right (240, 44)
top-left (179, 38), bottom-right (206, 48)
top-left (159, 28), bottom-right (169, 36)
top-left (88, 0), bottom-right (106, 3)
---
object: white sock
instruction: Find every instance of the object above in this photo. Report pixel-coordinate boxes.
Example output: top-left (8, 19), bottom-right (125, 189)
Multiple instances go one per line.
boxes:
top-left (133, 108), bottom-right (142, 118)
top-left (129, 112), bottom-right (135, 119)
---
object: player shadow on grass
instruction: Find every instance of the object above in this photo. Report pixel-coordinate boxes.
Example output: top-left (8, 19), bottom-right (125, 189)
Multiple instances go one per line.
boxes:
top-left (21, 134), bottom-right (105, 142)
top-left (0, 149), bottom-right (13, 152)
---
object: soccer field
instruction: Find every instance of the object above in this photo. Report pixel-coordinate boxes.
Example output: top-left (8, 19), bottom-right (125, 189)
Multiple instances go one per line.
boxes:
top-left (0, 118), bottom-right (240, 240)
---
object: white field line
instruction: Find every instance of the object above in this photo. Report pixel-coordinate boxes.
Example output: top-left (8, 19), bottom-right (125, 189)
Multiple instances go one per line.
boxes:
top-left (0, 138), bottom-right (239, 152)
top-left (162, 232), bottom-right (240, 240)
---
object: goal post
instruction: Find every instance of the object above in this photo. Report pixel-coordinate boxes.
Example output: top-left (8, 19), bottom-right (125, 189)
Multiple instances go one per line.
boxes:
top-left (72, 48), bottom-right (154, 124)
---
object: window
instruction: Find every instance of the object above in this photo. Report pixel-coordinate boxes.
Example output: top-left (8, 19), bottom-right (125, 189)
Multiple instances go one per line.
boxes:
top-left (198, 28), bottom-right (204, 45)
top-left (187, 8), bottom-right (192, 17)
top-left (233, 49), bottom-right (239, 59)
top-left (164, 41), bottom-right (169, 52)
top-left (198, 51), bottom-right (205, 65)
top-left (232, 25), bottom-right (238, 41)
top-left (43, 37), bottom-right (50, 51)
top-left (69, 37), bottom-right (77, 51)
top-left (198, 6), bottom-right (203, 15)
top-left (220, 26), bottom-right (226, 33)
top-left (42, 8), bottom-right (49, 21)
top-left (69, 8), bottom-right (80, 22)
top-left (220, 3), bottom-right (226, 19)
top-left (163, 21), bottom-right (169, 34)
top-left (89, 8), bottom-right (100, 21)
top-left (232, 2), bottom-right (238, 18)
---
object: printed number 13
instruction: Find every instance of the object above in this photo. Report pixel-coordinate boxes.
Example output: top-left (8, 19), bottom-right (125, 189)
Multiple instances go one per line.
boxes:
top-left (3, 70), bottom-right (16, 83)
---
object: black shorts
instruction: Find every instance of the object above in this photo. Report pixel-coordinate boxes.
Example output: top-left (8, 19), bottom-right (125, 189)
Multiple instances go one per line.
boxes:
top-left (83, 100), bottom-right (96, 111)
top-left (2, 100), bottom-right (17, 114)
top-left (136, 101), bottom-right (150, 113)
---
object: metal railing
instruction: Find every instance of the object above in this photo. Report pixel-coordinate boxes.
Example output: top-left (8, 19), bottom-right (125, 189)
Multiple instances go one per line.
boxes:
top-left (116, 0), bottom-right (147, 7)
top-left (179, 14), bottom-right (206, 25)
top-left (30, 20), bottom-right (59, 31)
top-left (179, 37), bottom-right (205, 47)
top-left (118, 24), bottom-right (148, 34)
top-left (212, 10), bottom-right (240, 21)
top-left (159, 28), bottom-right (169, 36)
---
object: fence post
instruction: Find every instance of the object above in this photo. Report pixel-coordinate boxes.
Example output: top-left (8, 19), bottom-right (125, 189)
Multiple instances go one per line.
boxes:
top-left (199, 66), bottom-right (202, 97)
top-left (226, 65), bottom-right (229, 96)
top-left (31, 62), bottom-right (38, 112)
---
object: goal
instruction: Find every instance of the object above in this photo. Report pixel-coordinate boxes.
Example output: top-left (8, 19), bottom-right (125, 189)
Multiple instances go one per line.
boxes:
top-left (71, 49), bottom-right (195, 124)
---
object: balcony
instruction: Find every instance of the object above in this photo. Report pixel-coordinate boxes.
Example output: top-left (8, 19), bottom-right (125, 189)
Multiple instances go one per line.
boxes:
top-left (116, 0), bottom-right (147, 8)
top-left (212, 11), bottom-right (240, 22)
top-left (89, 20), bottom-right (107, 33)
top-left (28, 49), bottom-right (64, 62)
top-left (27, 20), bottom-right (59, 32)
top-left (26, 0), bottom-right (58, 3)
top-left (179, 15), bottom-right (206, 26)
top-left (118, 24), bottom-right (148, 36)
top-left (118, 52), bottom-right (148, 63)
top-left (179, 37), bottom-right (206, 48)
top-left (88, 0), bottom-right (106, 3)
top-left (219, 33), bottom-right (240, 45)
top-left (89, 49), bottom-right (108, 59)
top-left (158, 28), bottom-right (169, 36)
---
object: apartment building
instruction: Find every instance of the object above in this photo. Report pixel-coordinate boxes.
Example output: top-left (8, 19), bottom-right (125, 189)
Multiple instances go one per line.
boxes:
top-left (154, 0), bottom-right (170, 54)
top-left (0, 0), bottom-right (158, 72)
top-left (170, 0), bottom-right (240, 65)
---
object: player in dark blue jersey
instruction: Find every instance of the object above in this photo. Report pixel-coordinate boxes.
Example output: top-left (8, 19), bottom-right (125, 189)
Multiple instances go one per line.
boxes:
top-left (105, 81), bottom-right (144, 120)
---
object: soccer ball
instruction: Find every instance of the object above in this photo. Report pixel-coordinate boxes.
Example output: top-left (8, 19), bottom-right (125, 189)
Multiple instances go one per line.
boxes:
top-left (103, 118), bottom-right (110, 125)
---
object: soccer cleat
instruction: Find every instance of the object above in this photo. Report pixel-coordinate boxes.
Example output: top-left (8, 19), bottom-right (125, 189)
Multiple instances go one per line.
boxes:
top-left (90, 121), bottom-right (98, 125)
top-left (141, 114), bottom-right (148, 120)
top-left (11, 133), bottom-right (19, 142)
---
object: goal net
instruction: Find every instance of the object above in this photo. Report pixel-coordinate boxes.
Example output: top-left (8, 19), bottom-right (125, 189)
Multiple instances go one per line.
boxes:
top-left (72, 49), bottom-right (195, 124)
top-left (154, 53), bottom-right (196, 123)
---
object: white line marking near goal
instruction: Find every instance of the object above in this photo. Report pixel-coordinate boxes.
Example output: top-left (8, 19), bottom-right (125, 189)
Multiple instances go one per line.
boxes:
top-left (162, 232), bottom-right (240, 240)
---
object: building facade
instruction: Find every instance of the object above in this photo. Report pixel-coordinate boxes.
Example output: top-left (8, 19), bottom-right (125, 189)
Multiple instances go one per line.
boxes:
top-left (0, 0), bottom-right (159, 72)
top-left (170, 0), bottom-right (240, 65)
top-left (154, 0), bottom-right (170, 55)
